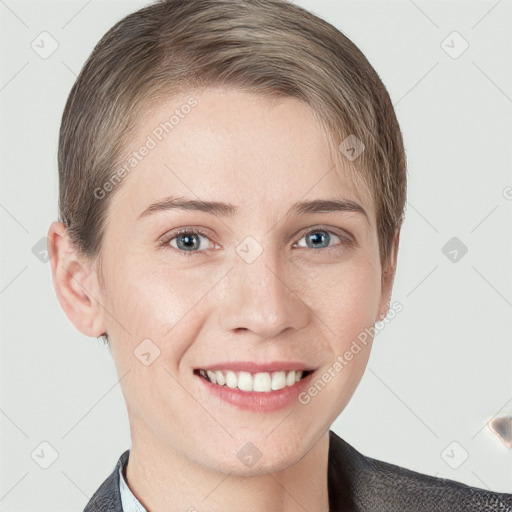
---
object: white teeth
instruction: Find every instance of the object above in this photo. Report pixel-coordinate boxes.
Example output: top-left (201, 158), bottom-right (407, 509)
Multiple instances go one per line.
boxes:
top-left (206, 370), bottom-right (217, 384)
top-left (271, 371), bottom-right (286, 391)
top-left (225, 370), bottom-right (238, 389)
top-left (238, 371), bottom-right (253, 391)
top-left (286, 370), bottom-right (296, 386)
top-left (215, 370), bottom-right (226, 386)
top-left (253, 372), bottom-right (272, 392)
top-left (199, 369), bottom-right (306, 392)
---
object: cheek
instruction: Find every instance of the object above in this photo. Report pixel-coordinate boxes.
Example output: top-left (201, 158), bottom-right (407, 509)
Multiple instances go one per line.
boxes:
top-left (299, 264), bottom-right (380, 416)
top-left (102, 255), bottom-right (220, 363)
top-left (305, 257), bottom-right (382, 339)
top-left (104, 260), bottom-right (208, 415)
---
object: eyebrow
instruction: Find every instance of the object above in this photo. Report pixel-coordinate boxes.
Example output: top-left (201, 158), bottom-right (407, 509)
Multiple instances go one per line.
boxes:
top-left (138, 195), bottom-right (369, 223)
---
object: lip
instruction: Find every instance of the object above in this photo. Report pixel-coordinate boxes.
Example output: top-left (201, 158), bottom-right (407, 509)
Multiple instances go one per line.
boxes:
top-left (194, 367), bottom-right (316, 412)
top-left (195, 361), bottom-right (315, 373)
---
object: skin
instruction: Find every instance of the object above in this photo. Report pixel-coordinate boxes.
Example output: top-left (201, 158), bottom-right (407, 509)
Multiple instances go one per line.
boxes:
top-left (48, 87), bottom-right (399, 512)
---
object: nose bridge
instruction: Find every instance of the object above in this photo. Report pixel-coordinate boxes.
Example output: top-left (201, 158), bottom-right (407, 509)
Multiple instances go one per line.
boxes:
top-left (219, 237), bottom-right (309, 338)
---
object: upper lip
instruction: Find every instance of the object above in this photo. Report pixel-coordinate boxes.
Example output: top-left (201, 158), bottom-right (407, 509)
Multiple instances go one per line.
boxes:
top-left (195, 361), bottom-right (315, 373)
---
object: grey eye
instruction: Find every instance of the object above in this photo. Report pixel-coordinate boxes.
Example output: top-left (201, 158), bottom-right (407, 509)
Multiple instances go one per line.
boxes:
top-left (168, 231), bottom-right (212, 253)
top-left (297, 230), bottom-right (341, 250)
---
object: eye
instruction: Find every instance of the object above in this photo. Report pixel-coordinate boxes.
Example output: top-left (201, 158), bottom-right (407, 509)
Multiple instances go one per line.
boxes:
top-left (158, 226), bottom-right (354, 257)
top-left (294, 227), bottom-right (353, 253)
top-left (159, 228), bottom-right (216, 257)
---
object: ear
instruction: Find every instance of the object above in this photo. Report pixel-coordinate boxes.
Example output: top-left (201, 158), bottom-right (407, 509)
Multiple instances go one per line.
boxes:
top-left (47, 221), bottom-right (107, 338)
top-left (376, 227), bottom-right (400, 322)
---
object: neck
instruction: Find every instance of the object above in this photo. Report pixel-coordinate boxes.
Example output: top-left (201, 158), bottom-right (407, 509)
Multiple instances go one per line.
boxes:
top-left (125, 419), bottom-right (331, 512)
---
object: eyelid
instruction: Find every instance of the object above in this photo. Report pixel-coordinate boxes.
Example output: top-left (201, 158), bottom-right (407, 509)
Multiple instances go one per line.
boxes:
top-left (293, 225), bottom-right (355, 246)
top-left (159, 226), bottom-right (212, 241)
top-left (158, 227), bottom-right (217, 253)
top-left (158, 224), bottom-right (355, 255)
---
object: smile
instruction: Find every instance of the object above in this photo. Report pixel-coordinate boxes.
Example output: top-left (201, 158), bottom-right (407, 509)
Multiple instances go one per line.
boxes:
top-left (194, 369), bottom-right (313, 393)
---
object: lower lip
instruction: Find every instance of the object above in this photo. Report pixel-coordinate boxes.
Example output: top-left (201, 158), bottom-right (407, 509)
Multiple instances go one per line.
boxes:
top-left (195, 371), bottom-right (315, 412)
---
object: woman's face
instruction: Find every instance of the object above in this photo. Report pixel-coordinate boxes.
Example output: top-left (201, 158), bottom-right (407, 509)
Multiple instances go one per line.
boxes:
top-left (95, 87), bottom-right (395, 474)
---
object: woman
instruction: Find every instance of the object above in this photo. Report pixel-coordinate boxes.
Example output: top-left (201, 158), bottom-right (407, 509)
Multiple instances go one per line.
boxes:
top-left (48, 0), bottom-right (511, 510)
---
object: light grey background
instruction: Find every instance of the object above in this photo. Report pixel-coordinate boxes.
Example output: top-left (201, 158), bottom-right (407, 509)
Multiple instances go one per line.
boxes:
top-left (1, 0), bottom-right (511, 510)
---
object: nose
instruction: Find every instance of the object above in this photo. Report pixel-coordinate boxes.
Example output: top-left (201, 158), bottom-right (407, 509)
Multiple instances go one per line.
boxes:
top-left (218, 243), bottom-right (310, 339)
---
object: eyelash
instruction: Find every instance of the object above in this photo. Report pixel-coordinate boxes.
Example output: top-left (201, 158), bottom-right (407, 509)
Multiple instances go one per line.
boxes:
top-left (158, 226), bottom-right (354, 258)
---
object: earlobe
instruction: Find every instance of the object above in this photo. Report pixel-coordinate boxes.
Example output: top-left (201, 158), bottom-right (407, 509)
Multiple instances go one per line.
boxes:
top-left (47, 221), bottom-right (107, 338)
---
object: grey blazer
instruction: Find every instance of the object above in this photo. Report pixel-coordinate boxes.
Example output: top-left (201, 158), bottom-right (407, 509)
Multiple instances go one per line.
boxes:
top-left (83, 430), bottom-right (511, 511)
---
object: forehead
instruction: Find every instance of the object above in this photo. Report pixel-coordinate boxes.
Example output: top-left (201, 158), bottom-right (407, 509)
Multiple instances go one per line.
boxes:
top-left (107, 87), bottom-right (375, 226)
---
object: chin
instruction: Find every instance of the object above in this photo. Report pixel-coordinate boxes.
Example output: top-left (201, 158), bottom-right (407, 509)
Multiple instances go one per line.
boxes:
top-left (203, 433), bottom-right (308, 477)
top-left (213, 452), bottom-right (300, 477)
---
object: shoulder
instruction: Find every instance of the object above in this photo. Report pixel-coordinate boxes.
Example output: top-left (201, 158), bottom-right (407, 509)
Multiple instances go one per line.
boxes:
top-left (359, 454), bottom-right (511, 512)
top-left (82, 450), bottom-right (129, 512)
top-left (328, 430), bottom-right (511, 512)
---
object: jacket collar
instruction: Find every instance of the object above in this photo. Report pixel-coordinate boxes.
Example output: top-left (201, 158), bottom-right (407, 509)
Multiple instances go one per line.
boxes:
top-left (83, 449), bottom-right (129, 511)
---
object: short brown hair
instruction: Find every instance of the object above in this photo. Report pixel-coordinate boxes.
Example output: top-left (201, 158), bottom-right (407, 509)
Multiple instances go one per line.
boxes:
top-left (59, 0), bottom-right (406, 270)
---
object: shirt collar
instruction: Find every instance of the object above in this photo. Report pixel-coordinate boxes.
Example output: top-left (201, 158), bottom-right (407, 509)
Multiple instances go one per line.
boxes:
top-left (119, 454), bottom-right (147, 512)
